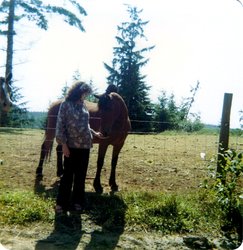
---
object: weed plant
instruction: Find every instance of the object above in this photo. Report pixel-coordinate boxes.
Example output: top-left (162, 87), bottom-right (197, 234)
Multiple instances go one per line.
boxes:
top-left (202, 148), bottom-right (243, 242)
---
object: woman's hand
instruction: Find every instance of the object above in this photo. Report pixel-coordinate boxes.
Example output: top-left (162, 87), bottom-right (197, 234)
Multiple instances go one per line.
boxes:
top-left (93, 131), bottom-right (108, 139)
top-left (62, 143), bottom-right (70, 157)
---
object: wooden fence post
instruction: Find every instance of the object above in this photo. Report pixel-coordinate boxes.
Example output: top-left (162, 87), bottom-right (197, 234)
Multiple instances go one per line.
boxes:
top-left (217, 93), bottom-right (233, 177)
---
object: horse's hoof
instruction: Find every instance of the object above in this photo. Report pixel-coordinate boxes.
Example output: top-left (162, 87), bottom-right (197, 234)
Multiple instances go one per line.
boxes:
top-left (111, 184), bottom-right (119, 192)
top-left (96, 188), bottom-right (103, 194)
top-left (94, 185), bottom-right (103, 194)
top-left (93, 179), bottom-right (103, 194)
top-left (57, 169), bottom-right (64, 177)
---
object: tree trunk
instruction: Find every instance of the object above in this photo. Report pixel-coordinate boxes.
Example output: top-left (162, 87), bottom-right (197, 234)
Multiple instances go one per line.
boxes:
top-left (0, 0), bottom-right (15, 126)
top-left (6, 0), bottom-right (15, 86)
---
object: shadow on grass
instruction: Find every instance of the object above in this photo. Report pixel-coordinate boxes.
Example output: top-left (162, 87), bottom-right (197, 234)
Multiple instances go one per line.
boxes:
top-left (35, 212), bottom-right (82, 250)
top-left (34, 176), bottom-right (59, 198)
top-left (34, 177), bottom-right (127, 249)
top-left (83, 192), bottom-right (127, 250)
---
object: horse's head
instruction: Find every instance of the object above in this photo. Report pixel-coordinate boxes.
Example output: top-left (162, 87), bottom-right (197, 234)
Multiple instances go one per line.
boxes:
top-left (0, 73), bottom-right (12, 112)
top-left (94, 93), bottom-right (114, 136)
top-left (96, 93), bottom-right (113, 111)
top-left (95, 92), bottom-right (130, 137)
top-left (105, 84), bottom-right (118, 94)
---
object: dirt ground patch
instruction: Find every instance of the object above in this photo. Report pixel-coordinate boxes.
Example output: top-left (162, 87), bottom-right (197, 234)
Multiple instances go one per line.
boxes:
top-left (0, 223), bottom-right (238, 250)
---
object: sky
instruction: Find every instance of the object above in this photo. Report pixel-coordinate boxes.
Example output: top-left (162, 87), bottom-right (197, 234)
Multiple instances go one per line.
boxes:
top-left (0, 0), bottom-right (243, 128)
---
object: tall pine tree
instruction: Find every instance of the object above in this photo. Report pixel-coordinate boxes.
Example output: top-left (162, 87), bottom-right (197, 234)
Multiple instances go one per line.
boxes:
top-left (104, 5), bottom-right (154, 131)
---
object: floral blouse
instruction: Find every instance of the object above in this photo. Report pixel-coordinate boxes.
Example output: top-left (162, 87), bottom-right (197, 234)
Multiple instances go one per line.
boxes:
top-left (56, 101), bottom-right (93, 149)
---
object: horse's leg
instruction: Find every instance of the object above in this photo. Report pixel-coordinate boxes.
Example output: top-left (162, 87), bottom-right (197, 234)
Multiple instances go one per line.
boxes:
top-left (109, 144), bottom-right (123, 192)
top-left (93, 143), bottom-right (109, 194)
top-left (56, 144), bottom-right (63, 177)
top-left (36, 142), bottom-right (47, 177)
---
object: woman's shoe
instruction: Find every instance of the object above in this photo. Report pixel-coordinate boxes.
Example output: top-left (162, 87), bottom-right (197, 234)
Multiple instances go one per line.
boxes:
top-left (73, 203), bottom-right (82, 212)
top-left (55, 205), bottom-right (64, 214)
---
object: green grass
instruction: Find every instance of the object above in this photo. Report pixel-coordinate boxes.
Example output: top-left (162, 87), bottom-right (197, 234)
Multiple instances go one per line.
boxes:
top-left (0, 190), bottom-right (54, 225)
top-left (0, 188), bottom-right (223, 236)
top-left (123, 190), bottom-right (222, 235)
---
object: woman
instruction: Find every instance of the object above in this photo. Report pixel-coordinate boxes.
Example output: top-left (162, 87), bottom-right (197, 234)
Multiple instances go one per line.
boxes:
top-left (55, 81), bottom-right (104, 213)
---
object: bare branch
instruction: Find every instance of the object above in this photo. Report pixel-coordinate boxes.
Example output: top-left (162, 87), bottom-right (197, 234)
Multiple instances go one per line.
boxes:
top-left (236, 0), bottom-right (243, 7)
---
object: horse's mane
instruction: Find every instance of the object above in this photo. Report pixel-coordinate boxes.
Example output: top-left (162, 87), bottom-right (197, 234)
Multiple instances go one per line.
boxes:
top-left (110, 92), bottom-right (129, 118)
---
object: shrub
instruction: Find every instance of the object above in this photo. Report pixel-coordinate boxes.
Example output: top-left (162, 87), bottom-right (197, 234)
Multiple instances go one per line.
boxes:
top-left (201, 149), bottom-right (243, 241)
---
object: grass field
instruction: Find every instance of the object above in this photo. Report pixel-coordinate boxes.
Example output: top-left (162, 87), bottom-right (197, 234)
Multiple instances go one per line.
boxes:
top-left (0, 128), bottom-right (242, 249)
top-left (0, 128), bottom-right (242, 193)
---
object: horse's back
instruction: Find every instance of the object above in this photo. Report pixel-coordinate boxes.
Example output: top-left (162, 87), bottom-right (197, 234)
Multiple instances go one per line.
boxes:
top-left (45, 100), bottom-right (62, 139)
top-left (85, 100), bottom-right (99, 115)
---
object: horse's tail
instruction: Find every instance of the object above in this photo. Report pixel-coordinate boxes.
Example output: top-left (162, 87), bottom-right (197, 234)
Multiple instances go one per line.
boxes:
top-left (42, 100), bottom-right (62, 162)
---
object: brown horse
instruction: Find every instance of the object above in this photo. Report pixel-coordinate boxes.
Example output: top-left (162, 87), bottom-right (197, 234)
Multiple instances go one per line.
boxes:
top-left (36, 92), bottom-right (131, 193)
top-left (0, 73), bottom-right (12, 113)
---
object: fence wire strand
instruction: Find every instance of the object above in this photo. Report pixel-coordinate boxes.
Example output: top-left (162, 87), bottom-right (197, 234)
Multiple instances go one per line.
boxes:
top-left (0, 122), bottom-right (242, 192)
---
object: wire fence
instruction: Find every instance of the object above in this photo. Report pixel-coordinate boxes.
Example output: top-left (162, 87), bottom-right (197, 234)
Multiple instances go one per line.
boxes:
top-left (0, 123), bottom-right (242, 193)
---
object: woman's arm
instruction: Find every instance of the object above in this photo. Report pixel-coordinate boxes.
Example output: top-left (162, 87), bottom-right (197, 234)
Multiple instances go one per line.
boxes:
top-left (90, 128), bottom-right (107, 139)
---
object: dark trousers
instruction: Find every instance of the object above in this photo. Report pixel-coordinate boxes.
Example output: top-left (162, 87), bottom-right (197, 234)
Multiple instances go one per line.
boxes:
top-left (56, 148), bottom-right (90, 210)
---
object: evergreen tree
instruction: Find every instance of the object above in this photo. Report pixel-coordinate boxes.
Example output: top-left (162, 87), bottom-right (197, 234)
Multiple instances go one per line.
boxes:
top-left (154, 88), bottom-right (204, 132)
top-left (153, 91), bottom-right (180, 131)
top-left (104, 5), bottom-right (154, 132)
